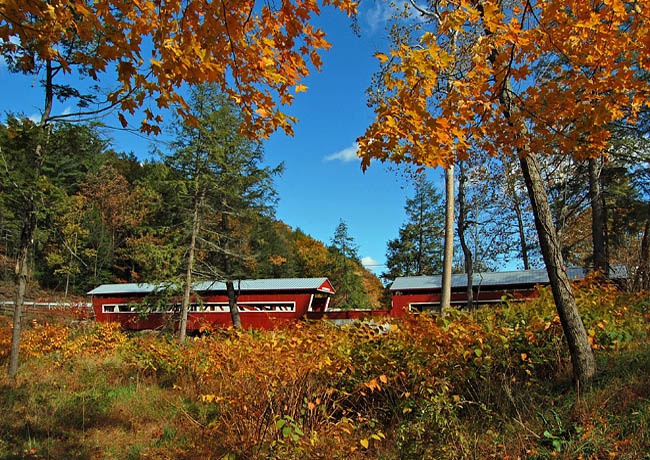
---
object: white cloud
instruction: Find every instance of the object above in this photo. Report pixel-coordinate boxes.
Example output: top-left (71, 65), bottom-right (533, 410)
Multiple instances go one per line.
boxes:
top-left (364, 1), bottom-right (428, 34)
top-left (365, 2), bottom-right (393, 34)
top-left (324, 143), bottom-right (360, 163)
top-left (61, 106), bottom-right (72, 116)
top-left (361, 256), bottom-right (380, 270)
top-left (28, 113), bottom-right (41, 123)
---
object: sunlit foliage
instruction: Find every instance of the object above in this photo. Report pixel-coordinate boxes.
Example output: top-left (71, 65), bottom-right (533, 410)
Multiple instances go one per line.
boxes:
top-left (1, 279), bottom-right (648, 458)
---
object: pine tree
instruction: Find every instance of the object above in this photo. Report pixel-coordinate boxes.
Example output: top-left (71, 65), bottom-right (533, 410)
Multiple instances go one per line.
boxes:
top-left (329, 219), bottom-right (370, 309)
top-left (384, 177), bottom-right (445, 281)
top-left (164, 84), bottom-right (282, 339)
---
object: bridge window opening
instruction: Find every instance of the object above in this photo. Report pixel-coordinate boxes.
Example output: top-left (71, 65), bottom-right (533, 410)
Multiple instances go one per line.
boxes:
top-left (409, 303), bottom-right (442, 315)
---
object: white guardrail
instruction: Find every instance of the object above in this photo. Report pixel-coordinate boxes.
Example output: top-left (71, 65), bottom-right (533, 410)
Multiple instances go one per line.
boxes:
top-left (0, 301), bottom-right (93, 317)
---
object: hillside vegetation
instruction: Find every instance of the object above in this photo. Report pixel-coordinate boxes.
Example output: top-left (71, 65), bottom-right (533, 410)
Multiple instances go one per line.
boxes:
top-left (0, 121), bottom-right (385, 311)
top-left (1, 278), bottom-right (648, 459)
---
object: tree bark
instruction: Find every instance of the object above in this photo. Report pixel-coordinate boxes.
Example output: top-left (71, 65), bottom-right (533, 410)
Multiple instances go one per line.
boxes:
top-left (221, 212), bottom-right (242, 329)
top-left (8, 207), bottom-right (36, 379)
top-left (519, 153), bottom-right (597, 384)
top-left (505, 165), bottom-right (530, 270)
top-left (588, 157), bottom-right (607, 274)
top-left (514, 199), bottom-right (530, 270)
top-left (634, 211), bottom-right (650, 291)
top-left (477, 0), bottom-right (596, 384)
top-left (8, 60), bottom-right (53, 379)
top-left (457, 162), bottom-right (474, 310)
top-left (226, 280), bottom-right (242, 329)
top-left (440, 165), bottom-right (455, 311)
top-left (179, 190), bottom-right (203, 343)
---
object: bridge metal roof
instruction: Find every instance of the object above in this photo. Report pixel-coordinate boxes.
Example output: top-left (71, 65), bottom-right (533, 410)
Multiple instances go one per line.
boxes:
top-left (390, 266), bottom-right (628, 291)
top-left (88, 277), bottom-right (334, 296)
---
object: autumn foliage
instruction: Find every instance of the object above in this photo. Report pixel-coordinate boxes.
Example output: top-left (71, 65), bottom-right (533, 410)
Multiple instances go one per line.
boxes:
top-left (1, 279), bottom-right (649, 458)
top-left (0, 0), bottom-right (357, 136)
top-left (359, 0), bottom-right (650, 168)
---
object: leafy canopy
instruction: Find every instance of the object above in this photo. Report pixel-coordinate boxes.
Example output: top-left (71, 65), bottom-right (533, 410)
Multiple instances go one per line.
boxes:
top-left (359, 0), bottom-right (650, 168)
top-left (0, 0), bottom-right (357, 136)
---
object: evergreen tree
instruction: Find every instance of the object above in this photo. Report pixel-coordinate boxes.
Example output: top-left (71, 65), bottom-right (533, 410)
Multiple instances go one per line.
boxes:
top-left (384, 177), bottom-right (445, 281)
top-left (163, 84), bottom-right (282, 339)
top-left (329, 219), bottom-right (370, 309)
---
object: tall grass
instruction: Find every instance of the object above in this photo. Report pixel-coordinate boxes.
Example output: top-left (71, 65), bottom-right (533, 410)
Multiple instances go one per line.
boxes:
top-left (1, 280), bottom-right (648, 459)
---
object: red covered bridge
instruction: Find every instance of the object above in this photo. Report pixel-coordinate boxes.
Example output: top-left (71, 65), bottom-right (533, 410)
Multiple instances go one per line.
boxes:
top-left (389, 266), bottom-right (627, 316)
top-left (88, 277), bottom-right (336, 330)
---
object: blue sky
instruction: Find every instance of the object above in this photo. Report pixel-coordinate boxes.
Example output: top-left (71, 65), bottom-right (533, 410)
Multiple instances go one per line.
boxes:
top-left (0, 1), bottom-right (445, 276)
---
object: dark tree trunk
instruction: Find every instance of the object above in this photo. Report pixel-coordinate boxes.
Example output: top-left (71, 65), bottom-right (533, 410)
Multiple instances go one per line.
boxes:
top-left (440, 165), bottom-right (455, 311)
top-left (226, 280), bottom-right (242, 329)
top-left (503, 163), bottom-right (530, 269)
top-left (221, 212), bottom-right (241, 329)
top-left (511, 182), bottom-right (530, 270)
top-left (457, 162), bottom-right (474, 310)
top-left (515, 202), bottom-right (530, 270)
top-left (519, 154), bottom-right (597, 385)
top-left (8, 60), bottom-right (53, 379)
top-left (8, 207), bottom-right (36, 379)
top-left (634, 211), bottom-right (650, 291)
top-left (588, 157), bottom-right (607, 274)
top-left (477, 0), bottom-right (597, 383)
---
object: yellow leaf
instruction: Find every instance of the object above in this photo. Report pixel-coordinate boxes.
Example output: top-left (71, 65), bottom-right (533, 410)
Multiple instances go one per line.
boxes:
top-left (374, 52), bottom-right (389, 63)
top-left (255, 107), bottom-right (270, 118)
top-left (295, 84), bottom-right (308, 93)
top-left (360, 438), bottom-right (369, 448)
top-left (379, 374), bottom-right (388, 384)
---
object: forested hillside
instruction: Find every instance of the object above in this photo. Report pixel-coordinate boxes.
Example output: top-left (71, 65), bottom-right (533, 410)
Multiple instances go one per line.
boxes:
top-left (0, 117), bottom-right (385, 309)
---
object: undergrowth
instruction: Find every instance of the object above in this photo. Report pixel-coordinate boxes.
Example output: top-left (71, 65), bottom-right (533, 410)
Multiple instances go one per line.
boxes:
top-left (1, 278), bottom-right (648, 459)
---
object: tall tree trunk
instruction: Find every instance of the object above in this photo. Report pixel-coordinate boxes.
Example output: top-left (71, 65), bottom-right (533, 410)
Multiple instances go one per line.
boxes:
top-left (588, 157), bottom-right (607, 274)
top-left (8, 60), bottom-right (53, 379)
top-left (179, 190), bottom-right (203, 343)
top-left (226, 280), bottom-right (242, 329)
top-left (440, 165), bottom-right (455, 311)
top-left (64, 271), bottom-right (70, 301)
top-left (634, 211), bottom-right (650, 291)
top-left (416, 210), bottom-right (423, 274)
top-left (505, 165), bottom-right (531, 270)
top-left (439, 30), bottom-right (458, 313)
top-left (519, 154), bottom-right (597, 384)
top-left (514, 199), bottom-right (530, 270)
top-left (477, 1), bottom-right (596, 384)
top-left (8, 207), bottom-right (36, 379)
top-left (221, 212), bottom-right (242, 329)
top-left (457, 162), bottom-right (474, 310)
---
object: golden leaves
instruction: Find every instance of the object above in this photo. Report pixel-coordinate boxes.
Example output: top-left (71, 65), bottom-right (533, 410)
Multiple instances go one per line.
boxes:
top-left (358, 0), bottom-right (650, 169)
top-left (2, 0), bottom-right (356, 138)
top-left (374, 52), bottom-right (389, 64)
